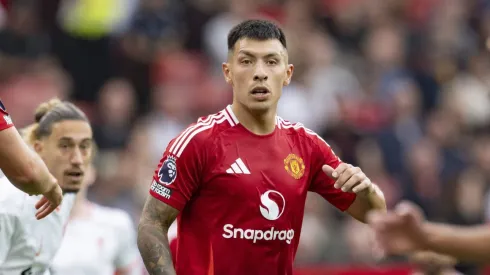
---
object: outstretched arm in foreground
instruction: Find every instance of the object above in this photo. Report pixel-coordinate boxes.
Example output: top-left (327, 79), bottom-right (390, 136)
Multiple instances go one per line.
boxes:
top-left (138, 196), bottom-right (179, 275)
top-left (0, 127), bottom-right (62, 219)
top-left (424, 222), bottom-right (490, 263)
top-left (368, 201), bottom-right (490, 263)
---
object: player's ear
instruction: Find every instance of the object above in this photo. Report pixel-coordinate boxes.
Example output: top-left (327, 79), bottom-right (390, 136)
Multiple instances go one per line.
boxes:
top-left (283, 64), bottom-right (294, 86)
top-left (33, 140), bottom-right (43, 154)
top-left (222, 62), bottom-right (232, 85)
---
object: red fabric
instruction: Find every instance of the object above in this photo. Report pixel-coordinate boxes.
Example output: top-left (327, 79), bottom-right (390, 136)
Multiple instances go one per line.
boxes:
top-left (150, 106), bottom-right (355, 275)
top-left (0, 0), bottom-right (8, 10)
top-left (0, 99), bottom-right (14, 131)
top-left (295, 265), bottom-right (413, 275)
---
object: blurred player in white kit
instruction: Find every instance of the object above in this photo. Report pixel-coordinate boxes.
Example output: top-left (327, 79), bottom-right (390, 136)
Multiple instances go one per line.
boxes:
top-left (0, 98), bottom-right (93, 275)
top-left (0, 98), bottom-right (63, 219)
top-left (50, 164), bottom-right (143, 275)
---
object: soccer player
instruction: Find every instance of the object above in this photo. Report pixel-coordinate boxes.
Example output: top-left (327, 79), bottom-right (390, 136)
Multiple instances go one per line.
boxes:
top-left (137, 19), bottom-right (386, 275)
top-left (368, 201), bottom-right (490, 263)
top-left (0, 99), bottom-right (63, 219)
top-left (51, 164), bottom-right (143, 275)
top-left (0, 98), bottom-right (93, 275)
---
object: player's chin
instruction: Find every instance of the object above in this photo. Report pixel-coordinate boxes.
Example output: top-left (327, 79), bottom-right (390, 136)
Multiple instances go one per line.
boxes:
top-left (61, 181), bottom-right (83, 193)
top-left (62, 187), bottom-right (81, 194)
top-left (246, 99), bottom-right (274, 111)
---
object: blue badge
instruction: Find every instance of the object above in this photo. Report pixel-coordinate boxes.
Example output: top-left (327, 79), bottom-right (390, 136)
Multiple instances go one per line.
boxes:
top-left (158, 156), bottom-right (177, 185)
top-left (0, 100), bottom-right (5, 112)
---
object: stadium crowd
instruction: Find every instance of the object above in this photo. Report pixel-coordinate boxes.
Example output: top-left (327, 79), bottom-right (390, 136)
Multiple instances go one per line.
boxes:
top-left (0, 0), bottom-right (489, 273)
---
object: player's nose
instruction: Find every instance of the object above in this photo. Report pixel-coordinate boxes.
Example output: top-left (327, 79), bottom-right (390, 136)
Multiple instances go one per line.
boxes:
top-left (70, 148), bottom-right (83, 165)
top-left (253, 63), bottom-right (268, 81)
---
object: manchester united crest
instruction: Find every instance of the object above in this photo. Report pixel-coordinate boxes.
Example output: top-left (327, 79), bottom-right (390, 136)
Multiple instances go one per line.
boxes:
top-left (284, 153), bottom-right (305, 180)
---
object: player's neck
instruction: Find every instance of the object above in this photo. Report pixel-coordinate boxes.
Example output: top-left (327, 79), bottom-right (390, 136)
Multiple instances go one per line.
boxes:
top-left (231, 103), bottom-right (276, 135)
top-left (71, 196), bottom-right (91, 218)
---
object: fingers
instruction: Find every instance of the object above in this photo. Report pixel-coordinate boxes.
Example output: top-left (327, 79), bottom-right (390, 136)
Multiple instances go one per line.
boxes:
top-left (322, 165), bottom-right (335, 178)
top-left (35, 197), bottom-right (56, 220)
top-left (35, 185), bottom-right (63, 219)
top-left (396, 201), bottom-right (425, 221)
top-left (335, 166), bottom-right (364, 190)
top-left (322, 163), bottom-right (350, 180)
top-left (369, 211), bottom-right (407, 233)
top-left (323, 163), bottom-right (372, 193)
top-left (372, 235), bottom-right (387, 260)
top-left (334, 166), bottom-right (356, 189)
top-left (344, 176), bottom-right (370, 193)
top-left (352, 180), bottom-right (371, 193)
top-left (35, 196), bottom-right (48, 210)
top-left (36, 205), bottom-right (56, 220)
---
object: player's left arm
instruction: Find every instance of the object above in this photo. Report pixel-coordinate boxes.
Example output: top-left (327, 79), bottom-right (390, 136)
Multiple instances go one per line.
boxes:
top-left (114, 213), bottom-right (144, 275)
top-left (308, 133), bottom-right (386, 223)
top-left (323, 163), bottom-right (387, 222)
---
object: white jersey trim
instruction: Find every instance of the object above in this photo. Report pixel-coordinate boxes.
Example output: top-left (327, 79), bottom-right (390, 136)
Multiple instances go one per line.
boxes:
top-left (169, 108), bottom-right (236, 157)
top-left (225, 105), bottom-right (240, 125)
top-left (169, 112), bottom-right (223, 154)
top-left (276, 116), bottom-right (333, 149)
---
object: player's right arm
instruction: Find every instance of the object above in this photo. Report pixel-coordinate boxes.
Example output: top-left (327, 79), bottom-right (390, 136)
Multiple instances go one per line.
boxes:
top-left (0, 127), bottom-right (57, 195)
top-left (138, 127), bottom-right (206, 275)
top-left (0, 101), bottom-right (62, 219)
top-left (138, 196), bottom-right (178, 275)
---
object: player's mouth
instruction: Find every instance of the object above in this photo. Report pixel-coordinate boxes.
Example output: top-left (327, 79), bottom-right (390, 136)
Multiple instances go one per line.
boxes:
top-left (250, 87), bottom-right (271, 100)
top-left (65, 170), bottom-right (84, 181)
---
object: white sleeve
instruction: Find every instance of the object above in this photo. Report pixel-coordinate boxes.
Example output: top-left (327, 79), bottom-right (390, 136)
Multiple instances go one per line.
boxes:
top-left (0, 212), bottom-right (17, 263)
top-left (114, 214), bottom-right (141, 274)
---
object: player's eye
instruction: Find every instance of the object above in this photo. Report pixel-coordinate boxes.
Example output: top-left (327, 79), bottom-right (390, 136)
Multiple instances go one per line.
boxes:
top-left (267, 60), bottom-right (278, 65)
top-left (59, 143), bottom-right (70, 150)
top-left (241, 59), bottom-right (252, 65)
top-left (79, 142), bottom-right (90, 153)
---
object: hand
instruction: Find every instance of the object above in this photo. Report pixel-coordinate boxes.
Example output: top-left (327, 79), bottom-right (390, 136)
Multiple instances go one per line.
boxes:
top-left (35, 182), bottom-right (63, 220)
top-left (367, 201), bottom-right (429, 255)
top-left (410, 251), bottom-right (457, 272)
top-left (322, 163), bottom-right (374, 196)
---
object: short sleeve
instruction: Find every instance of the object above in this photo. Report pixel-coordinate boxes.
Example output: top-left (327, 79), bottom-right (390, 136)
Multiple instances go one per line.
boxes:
top-left (308, 135), bottom-right (356, 212)
top-left (114, 213), bottom-right (141, 271)
top-left (0, 100), bottom-right (14, 131)
top-left (149, 134), bottom-right (204, 211)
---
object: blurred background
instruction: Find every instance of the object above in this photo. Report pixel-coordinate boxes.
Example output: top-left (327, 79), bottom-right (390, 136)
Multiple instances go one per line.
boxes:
top-left (0, 0), bottom-right (489, 274)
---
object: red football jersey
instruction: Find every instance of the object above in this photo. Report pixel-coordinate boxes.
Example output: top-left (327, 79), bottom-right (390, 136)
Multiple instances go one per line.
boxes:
top-left (150, 105), bottom-right (356, 275)
top-left (0, 100), bottom-right (14, 131)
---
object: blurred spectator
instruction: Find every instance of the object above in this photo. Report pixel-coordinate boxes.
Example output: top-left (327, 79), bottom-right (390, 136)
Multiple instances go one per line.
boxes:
top-left (123, 0), bottom-right (184, 62)
top-left (402, 138), bottom-right (443, 219)
top-left (355, 138), bottom-right (402, 209)
top-left (0, 0), bottom-right (50, 80)
top-left (93, 78), bottom-right (137, 151)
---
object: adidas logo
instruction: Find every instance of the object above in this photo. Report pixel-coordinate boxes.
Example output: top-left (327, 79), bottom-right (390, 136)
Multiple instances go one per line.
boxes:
top-left (226, 158), bottom-right (250, 174)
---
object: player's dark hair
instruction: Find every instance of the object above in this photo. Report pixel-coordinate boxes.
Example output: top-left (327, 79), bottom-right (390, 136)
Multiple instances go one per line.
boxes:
top-left (22, 98), bottom-right (89, 144)
top-left (227, 19), bottom-right (287, 51)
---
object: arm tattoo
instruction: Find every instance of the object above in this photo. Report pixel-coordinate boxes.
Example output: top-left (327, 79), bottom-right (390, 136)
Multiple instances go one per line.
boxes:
top-left (138, 196), bottom-right (179, 275)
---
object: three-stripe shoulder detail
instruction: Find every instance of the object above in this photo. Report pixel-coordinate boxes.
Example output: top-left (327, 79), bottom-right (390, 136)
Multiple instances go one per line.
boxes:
top-left (276, 116), bottom-right (332, 149)
top-left (169, 110), bottom-right (235, 157)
